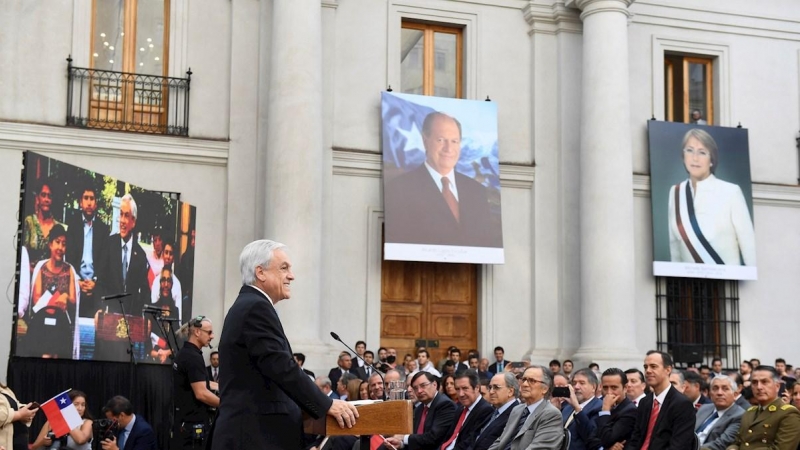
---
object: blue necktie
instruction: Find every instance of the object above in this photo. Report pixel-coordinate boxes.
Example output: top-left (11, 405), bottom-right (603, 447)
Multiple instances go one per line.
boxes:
top-left (117, 429), bottom-right (127, 450)
top-left (697, 411), bottom-right (719, 432)
top-left (122, 244), bottom-right (128, 288)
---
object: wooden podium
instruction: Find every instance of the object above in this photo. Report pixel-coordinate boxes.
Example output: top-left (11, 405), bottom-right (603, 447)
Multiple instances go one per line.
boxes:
top-left (304, 400), bottom-right (413, 447)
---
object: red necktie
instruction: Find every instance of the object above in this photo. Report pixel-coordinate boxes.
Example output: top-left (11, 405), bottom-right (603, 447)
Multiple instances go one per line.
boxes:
top-left (641, 398), bottom-right (660, 450)
top-left (416, 406), bottom-right (429, 434)
top-left (441, 177), bottom-right (459, 222)
top-left (441, 407), bottom-right (468, 449)
top-left (695, 402), bottom-right (702, 411)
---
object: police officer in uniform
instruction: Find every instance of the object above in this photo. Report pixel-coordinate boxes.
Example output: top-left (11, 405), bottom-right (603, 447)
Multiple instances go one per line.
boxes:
top-left (172, 316), bottom-right (220, 449)
top-left (727, 365), bottom-right (800, 450)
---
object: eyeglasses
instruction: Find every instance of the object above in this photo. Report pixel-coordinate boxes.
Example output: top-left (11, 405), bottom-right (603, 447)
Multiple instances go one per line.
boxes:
top-left (519, 377), bottom-right (545, 385)
top-left (197, 329), bottom-right (212, 335)
top-left (412, 381), bottom-right (433, 392)
top-left (487, 384), bottom-right (508, 392)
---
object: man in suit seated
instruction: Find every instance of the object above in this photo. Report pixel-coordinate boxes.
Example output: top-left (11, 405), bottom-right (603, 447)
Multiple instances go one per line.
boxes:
top-left (487, 347), bottom-right (509, 376)
top-left (624, 369), bottom-right (647, 407)
top-left (727, 372), bottom-right (751, 410)
top-left (488, 365), bottom-right (564, 450)
top-left (65, 183), bottom-right (109, 318)
top-left (293, 352), bottom-right (315, 379)
top-left (684, 370), bottom-right (712, 411)
top-left (100, 396), bottom-right (157, 450)
top-left (384, 111), bottom-right (502, 248)
top-left (623, 350), bottom-right (695, 449)
top-left (694, 375), bottom-right (744, 450)
top-left (587, 368), bottom-right (637, 450)
top-left (386, 371), bottom-right (457, 449)
top-left (471, 372), bottom-right (519, 450)
top-left (315, 376), bottom-right (340, 400)
top-left (328, 351), bottom-right (353, 387)
top-left (440, 371), bottom-right (493, 449)
top-left (561, 368), bottom-right (603, 450)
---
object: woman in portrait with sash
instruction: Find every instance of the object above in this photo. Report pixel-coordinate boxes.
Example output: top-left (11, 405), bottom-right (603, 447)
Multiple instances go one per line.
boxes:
top-left (667, 128), bottom-right (757, 266)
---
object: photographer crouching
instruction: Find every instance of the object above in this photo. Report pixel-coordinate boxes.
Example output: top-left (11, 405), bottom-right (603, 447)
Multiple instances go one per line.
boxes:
top-left (172, 316), bottom-right (219, 449)
top-left (99, 396), bottom-right (156, 450)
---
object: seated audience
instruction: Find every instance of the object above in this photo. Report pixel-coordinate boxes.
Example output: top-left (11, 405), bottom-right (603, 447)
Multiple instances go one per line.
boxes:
top-left (695, 375), bottom-right (745, 450)
top-left (587, 368), bottom-right (636, 450)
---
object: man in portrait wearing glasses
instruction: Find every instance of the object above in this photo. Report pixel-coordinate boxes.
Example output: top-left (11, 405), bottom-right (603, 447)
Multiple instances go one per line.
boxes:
top-left (386, 371), bottom-right (457, 449)
top-left (472, 372), bottom-right (519, 450)
top-left (211, 240), bottom-right (358, 450)
top-left (488, 365), bottom-right (564, 450)
top-left (172, 316), bottom-right (219, 449)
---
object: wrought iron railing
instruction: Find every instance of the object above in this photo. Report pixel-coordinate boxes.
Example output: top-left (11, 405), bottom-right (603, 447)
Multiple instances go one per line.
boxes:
top-left (66, 55), bottom-right (191, 136)
top-left (656, 276), bottom-right (741, 369)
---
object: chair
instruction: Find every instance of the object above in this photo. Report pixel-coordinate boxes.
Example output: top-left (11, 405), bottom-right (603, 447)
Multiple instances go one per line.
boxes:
top-left (561, 428), bottom-right (571, 450)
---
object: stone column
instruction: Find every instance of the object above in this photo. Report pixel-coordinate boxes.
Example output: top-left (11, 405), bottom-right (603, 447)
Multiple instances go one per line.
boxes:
top-left (262, 1), bottom-right (328, 359)
top-left (568, 0), bottom-right (642, 368)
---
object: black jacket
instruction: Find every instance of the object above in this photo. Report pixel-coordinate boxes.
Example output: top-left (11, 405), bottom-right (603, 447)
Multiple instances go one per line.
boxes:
top-left (409, 392), bottom-right (457, 449)
top-left (624, 386), bottom-right (695, 450)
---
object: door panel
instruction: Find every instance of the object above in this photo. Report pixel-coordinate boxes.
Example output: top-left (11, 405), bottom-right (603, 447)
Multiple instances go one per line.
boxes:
top-left (381, 258), bottom-right (477, 362)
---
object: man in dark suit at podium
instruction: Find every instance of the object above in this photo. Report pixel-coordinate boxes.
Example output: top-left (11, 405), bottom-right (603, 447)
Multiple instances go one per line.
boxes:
top-left (384, 112), bottom-right (502, 248)
top-left (211, 240), bottom-right (358, 450)
top-left (94, 194), bottom-right (151, 362)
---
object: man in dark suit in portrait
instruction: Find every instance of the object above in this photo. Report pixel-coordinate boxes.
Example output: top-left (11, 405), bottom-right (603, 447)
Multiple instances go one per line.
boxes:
top-left (385, 111), bottom-right (502, 248)
top-left (94, 194), bottom-right (151, 362)
top-left (624, 350), bottom-right (695, 450)
top-left (100, 396), bottom-right (157, 450)
top-left (65, 183), bottom-right (109, 318)
top-left (210, 240), bottom-right (358, 450)
top-left (471, 372), bottom-right (519, 450)
top-left (587, 368), bottom-right (637, 450)
top-left (386, 371), bottom-right (457, 449)
top-left (694, 375), bottom-right (744, 450)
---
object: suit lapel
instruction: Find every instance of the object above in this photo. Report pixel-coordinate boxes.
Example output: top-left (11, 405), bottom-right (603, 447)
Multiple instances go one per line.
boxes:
top-left (240, 285), bottom-right (293, 353)
top-left (514, 401), bottom-right (544, 440)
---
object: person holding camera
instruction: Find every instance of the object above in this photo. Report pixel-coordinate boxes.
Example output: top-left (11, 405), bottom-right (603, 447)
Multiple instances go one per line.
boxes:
top-left (31, 390), bottom-right (92, 449)
top-left (100, 396), bottom-right (156, 450)
top-left (172, 316), bottom-right (219, 449)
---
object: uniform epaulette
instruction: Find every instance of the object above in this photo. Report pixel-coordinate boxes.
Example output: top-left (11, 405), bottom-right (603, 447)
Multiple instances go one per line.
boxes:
top-left (782, 405), bottom-right (796, 411)
top-left (747, 406), bottom-right (758, 411)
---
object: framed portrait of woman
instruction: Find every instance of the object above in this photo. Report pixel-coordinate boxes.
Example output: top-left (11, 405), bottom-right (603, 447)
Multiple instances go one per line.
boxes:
top-left (648, 121), bottom-right (757, 280)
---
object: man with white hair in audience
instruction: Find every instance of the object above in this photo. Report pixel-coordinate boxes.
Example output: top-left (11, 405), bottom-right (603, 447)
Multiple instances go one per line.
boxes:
top-left (694, 375), bottom-right (744, 450)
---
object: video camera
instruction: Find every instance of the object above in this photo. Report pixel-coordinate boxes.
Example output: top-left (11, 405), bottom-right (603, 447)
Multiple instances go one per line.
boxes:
top-left (92, 418), bottom-right (119, 442)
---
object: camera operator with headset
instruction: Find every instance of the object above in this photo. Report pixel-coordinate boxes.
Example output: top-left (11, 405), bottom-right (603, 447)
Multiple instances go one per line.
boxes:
top-left (172, 316), bottom-right (219, 449)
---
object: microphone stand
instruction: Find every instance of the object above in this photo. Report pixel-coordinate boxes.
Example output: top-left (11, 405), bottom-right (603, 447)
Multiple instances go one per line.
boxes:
top-left (116, 296), bottom-right (137, 398)
top-left (144, 309), bottom-right (179, 362)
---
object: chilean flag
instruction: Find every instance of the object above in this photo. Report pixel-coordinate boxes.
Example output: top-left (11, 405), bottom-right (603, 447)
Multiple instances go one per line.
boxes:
top-left (151, 332), bottom-right (167, 349)
top-left (41, 390), bottom-right (82, 437)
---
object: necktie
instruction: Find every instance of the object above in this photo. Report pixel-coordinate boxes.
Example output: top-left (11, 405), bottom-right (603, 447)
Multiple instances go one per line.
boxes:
top-left (641, 398), bottom-right (660, 450)
top-left (122, 244), bottom-right (128, 287)
top-left (499, 362), bottom-right (504, 372)
top-left (477, 409), bottom-right (501, 439)
top-left (214, 368), bottom-right (218, 382)
top-left (505, 407), bottom-right (531, 450)
top-left (441, 407), bottom-right (468, 449)
top-left (697, 411), bottom-right (719, 433)
top-left (117, 429), bottom-right (127, 450)
top-left (695, 402), bottom-right (702, 411)
top-left (441, 177), bottom-right (459, 222)
top-left (416, 405), bottom-right (429, 434)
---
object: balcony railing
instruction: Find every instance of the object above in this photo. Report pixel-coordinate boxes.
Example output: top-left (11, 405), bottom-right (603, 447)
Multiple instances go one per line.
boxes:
top-left (66, 56), bottom-right (191, 136)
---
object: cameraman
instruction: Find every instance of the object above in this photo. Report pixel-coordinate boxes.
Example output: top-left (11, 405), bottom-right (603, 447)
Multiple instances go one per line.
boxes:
top-left (100, 396), bottom-right (157, 450)
top-left (172, 316), bottom-right (219, 449)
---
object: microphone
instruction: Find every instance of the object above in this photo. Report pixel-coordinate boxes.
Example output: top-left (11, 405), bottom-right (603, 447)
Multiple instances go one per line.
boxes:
top-left (329, 331), bottom-right (385, 400)
top-left (102, 293), bottom-right (132, 300)
top-left (208, 342), bottom-right (214, 350)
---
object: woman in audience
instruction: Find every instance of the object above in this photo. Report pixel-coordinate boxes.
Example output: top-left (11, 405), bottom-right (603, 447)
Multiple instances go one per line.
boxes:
top-left (440, 374), bottom-right (458, 402)
top-left (346, 378), bottom-right (363, 402)
top-left (358, 381), bottom-right (369, 401)
top-left (0, 383), bottom-right (39, 450)
top-left (31, 390), bottom-right (92, 450)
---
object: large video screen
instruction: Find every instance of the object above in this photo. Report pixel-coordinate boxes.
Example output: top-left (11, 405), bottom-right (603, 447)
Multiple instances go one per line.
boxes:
top-left (14, 152), bottom-right (197, 363)
top-left (648, 121), bottom-right (757, 280)
top-left (382, 92), bottom-right (504, 264)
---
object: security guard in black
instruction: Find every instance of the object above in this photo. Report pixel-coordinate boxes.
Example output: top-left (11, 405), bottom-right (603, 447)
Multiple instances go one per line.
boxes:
top-left (172, 316), bottom-right (219, 449)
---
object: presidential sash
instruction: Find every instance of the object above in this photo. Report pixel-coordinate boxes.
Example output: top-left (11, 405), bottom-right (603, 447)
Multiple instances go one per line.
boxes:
top-left (673, 180), bottom-right (724, 264)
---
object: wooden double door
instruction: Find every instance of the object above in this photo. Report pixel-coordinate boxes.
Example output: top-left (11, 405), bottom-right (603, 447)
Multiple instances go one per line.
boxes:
top-left (380, 259), bottom-right (478, 362)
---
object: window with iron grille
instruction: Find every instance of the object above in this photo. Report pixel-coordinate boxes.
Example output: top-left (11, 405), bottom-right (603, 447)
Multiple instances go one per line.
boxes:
top-left (656, 276), bottom-right (740, 369)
